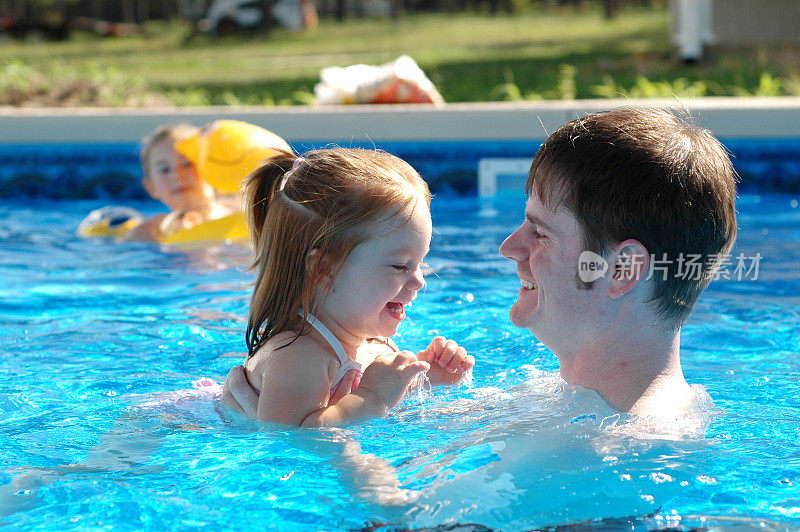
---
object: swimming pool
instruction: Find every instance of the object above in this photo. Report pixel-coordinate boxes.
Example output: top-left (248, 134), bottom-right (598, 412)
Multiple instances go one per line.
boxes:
top-left (1, 191), bottom-right (799, 531)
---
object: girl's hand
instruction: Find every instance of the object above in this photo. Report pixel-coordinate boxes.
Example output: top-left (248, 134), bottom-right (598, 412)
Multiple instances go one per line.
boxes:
top-left (328, 368), bottom-right (361, 406)
top-left (159, 209), bottom-right (204, 235)
top-left (179, 209), bottom-right (205, 230)
top-left (416, 336), bottom-right (474, 386)
top-left (357, 351), bottom-right (429, 412)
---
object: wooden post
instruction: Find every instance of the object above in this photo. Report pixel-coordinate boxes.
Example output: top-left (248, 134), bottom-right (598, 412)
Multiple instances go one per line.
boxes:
top-left (603, 0), bottom-right (619, 19)
top-left (136, 0), bottom-right (149, 24)
top-left (122, 0), bottom-right (134, 23)
top-left (91, 0), bottom-right (102, 20)
top-left (162, 0), bottom-right (173, 22)
top-left (259, 0), bottom-right (273, 31)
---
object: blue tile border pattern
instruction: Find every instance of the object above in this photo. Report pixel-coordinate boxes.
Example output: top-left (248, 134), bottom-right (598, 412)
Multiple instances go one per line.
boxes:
top-left (1, 138), bottom-right (799, 199)
top-left (0, 143), bottom-right (146, 200)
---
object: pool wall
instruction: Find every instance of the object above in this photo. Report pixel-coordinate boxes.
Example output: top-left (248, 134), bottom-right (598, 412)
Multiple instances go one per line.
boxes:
top-left (2, 98), bottom-right (799, 198)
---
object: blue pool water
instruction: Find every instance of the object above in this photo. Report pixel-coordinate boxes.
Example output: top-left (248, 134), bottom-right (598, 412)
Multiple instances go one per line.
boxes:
top-left (1, 193), bottom-right (800, 531)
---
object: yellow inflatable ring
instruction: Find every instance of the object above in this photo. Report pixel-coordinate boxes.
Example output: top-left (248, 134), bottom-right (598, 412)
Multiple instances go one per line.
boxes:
top-left (160, 211), bottom-right (249, 245)
top-left (77, 206), bottom-right (144, 238)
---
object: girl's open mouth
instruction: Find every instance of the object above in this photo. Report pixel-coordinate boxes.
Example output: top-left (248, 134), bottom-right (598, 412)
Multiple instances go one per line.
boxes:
top-left (386, 301), bottom-right (405, 320)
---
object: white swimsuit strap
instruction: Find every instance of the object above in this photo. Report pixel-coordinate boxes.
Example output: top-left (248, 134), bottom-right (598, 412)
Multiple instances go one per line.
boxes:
top-left (300, 311), bottom-right (363, 385)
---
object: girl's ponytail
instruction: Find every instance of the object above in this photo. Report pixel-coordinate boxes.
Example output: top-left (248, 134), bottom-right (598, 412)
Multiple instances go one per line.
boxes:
top-left (243, 149), bottom-right (296, 251)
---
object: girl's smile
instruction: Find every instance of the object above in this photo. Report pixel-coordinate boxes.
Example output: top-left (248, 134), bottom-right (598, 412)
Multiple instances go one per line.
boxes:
top-left (386, 301), bottom-right (406, 320)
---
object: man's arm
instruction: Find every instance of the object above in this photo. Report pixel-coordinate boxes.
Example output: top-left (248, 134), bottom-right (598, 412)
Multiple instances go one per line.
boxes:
top-left (220, 365), bottom-right (258, 416)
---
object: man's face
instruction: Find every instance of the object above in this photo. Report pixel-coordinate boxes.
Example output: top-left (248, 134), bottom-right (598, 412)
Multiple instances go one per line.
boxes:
top-left (499, 188), bottom-right (607, 366)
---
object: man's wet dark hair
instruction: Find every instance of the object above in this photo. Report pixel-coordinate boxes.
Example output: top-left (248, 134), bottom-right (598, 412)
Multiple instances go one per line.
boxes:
top-left (527, 107), bottom-right (738, 326)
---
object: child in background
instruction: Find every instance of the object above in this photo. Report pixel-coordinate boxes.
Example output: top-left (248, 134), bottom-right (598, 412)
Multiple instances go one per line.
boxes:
top-left (221, 148), bottom-right (474, 426)
top-left (125, 123), bottom-right (234, 242)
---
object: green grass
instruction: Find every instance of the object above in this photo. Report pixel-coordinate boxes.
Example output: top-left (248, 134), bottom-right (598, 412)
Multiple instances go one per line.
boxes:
top-left (2, 3), bottom-right (799, 106)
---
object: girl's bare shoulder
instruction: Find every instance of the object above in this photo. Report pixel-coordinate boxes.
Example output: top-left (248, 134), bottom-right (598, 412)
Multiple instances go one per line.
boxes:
top-left (245, 331), bottom-right (337, 387)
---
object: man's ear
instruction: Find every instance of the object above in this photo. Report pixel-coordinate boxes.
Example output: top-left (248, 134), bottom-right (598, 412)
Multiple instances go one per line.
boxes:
top-left (606, 239), bottom-right (649, 299)
top-left (306, 249), bottom-right (333, 292)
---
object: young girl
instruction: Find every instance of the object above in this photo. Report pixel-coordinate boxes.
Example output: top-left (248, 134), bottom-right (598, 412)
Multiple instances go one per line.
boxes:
top-left (221, 148), bottom-right (474, 426)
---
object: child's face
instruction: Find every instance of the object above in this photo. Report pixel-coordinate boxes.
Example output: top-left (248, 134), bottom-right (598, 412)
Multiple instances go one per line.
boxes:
top-left (321, 203), bottom-right (432, 340)
top-left (144, 138), bottom-right (214, 211)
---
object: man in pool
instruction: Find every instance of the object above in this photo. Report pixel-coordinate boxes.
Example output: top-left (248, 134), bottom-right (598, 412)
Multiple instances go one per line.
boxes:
top-left (497, 107), bottom-right (737, 415)
top-left (221, 107), bottom-right (738, 417)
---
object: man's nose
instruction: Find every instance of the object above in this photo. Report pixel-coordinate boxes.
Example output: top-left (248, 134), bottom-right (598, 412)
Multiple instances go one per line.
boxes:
top-left (499, 226), bottom-right (527, 262)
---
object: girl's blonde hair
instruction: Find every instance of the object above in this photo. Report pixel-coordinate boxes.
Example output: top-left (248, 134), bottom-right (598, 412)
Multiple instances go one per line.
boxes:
top-left (245, 147), bottom-right (431, 357)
